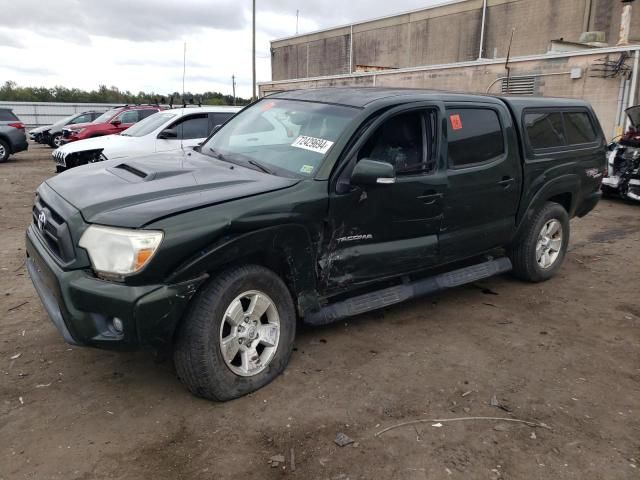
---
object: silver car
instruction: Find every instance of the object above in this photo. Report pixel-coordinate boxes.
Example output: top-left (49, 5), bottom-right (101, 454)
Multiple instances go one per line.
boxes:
top-left (0, 108), bottom-right (28, 162)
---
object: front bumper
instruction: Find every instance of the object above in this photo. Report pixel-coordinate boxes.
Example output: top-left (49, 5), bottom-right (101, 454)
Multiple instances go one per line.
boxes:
top-left (26, 225), bottom-right (206, 349)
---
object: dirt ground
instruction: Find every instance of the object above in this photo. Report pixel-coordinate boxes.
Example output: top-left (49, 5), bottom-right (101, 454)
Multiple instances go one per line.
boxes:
top-left (0, 144), bottom-right (639, 480)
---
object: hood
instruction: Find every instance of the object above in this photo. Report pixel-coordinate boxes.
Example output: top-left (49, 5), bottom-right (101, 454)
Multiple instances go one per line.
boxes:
top-left (30, 125), bottom-right (50, 134)
top-left (626, 105), bottom-right (640, 129)
top-left (56, 134), bottom-right (129, 156)
top-left (64, 121), bottom-right (94, 131)
top-left (45, 150), bottom-right (300, 228)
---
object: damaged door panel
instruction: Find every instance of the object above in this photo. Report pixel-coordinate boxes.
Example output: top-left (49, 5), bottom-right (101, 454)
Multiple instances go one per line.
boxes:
top-left (321, 106), bottom-right (446, 290)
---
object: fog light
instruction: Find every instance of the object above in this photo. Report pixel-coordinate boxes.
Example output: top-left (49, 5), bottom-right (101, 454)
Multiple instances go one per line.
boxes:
top-left (112, 317), bottom-right (124, 333)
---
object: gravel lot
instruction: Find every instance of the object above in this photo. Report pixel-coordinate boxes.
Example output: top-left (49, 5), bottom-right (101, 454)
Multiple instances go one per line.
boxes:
top-left (1, 144), bottom-right (639, 480)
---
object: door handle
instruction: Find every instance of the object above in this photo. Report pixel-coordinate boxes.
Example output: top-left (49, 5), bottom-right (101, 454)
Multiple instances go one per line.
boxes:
top-left (498, 177), bottom-right (514, 188)
top-left (417, 192), bottom-right (443, 205)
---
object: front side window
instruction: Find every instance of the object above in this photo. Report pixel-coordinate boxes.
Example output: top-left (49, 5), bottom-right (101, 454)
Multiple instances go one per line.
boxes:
top-left (447, 108), bottom-right (505, 167)
top-left (121, 112), bottom-right (176, 137)
top-left (118, 111), bottom-right (139, 124)
top-left (358, 110), bottom-right (436, 174)
top-left (209, 112), bottom-right (234, 130)
top-left (172, 114), bottom-right (209, 139)
top-left (93, 108), bottom-right (121, 124)
top-left (202, 99), bottom-right (358, 177)
top-left (525, 112), bottom-right (565, 150)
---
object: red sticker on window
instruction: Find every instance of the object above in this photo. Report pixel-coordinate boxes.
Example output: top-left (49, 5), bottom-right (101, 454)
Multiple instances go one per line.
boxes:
top-left (450, 114), bottom-right (463, 130)
top-left (261, 101), bottom-right (276, 112)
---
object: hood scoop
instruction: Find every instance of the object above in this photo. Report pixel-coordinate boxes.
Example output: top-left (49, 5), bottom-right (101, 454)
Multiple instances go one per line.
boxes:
top-left (108, 161), bottom-right (190, 183)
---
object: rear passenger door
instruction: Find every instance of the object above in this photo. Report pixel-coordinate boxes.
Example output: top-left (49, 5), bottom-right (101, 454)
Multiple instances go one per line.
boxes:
top-left (440, 103), bottom-right (522, 261)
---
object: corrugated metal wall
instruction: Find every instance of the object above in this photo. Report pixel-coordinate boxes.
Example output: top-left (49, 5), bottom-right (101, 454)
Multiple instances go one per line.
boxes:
top-left (0, 101), bottom-right (123, 128)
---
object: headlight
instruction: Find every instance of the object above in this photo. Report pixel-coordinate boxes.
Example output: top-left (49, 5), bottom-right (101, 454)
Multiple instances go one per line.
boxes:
top-left (73, 128), bottom-right (85, 135)
top-left (79, 225), bottom-right (163, 278)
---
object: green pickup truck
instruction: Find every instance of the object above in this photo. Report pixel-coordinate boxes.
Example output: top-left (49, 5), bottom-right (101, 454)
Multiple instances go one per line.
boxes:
top-left (26, 88), bottom-right (605, 401)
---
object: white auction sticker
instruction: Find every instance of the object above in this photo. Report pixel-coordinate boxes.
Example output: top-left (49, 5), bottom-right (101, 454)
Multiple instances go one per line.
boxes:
top-left (291, 135), bottom-right (334, 155)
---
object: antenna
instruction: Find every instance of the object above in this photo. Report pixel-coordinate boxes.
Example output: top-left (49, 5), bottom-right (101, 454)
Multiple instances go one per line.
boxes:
top-left (504, 28), bottom-right (515, 94)
top-left (232, 75), bottom-right (237, 106)
top-left (182, 41), bottom-right (187, 100)
top-left (296, 9), bottom-right (299, 35)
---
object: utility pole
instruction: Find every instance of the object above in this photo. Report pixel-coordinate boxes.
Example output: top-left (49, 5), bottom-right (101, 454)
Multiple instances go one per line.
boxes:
top-left (252, 0), bottom-right (257, 101)
top-left (296, 10), bottom-right (299, 35)
top-left (232, 75), bottom-right (237, 106)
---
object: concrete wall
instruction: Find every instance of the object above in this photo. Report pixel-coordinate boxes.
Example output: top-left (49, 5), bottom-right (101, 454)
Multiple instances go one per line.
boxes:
top-left (261, 48), bottom-right (640, 140)
top-left (271, 0), bottom-right (640, 81)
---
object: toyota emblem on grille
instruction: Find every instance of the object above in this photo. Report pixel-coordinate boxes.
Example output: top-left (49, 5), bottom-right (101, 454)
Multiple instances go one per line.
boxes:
top-left (37, 210), bottom-right (47, 231)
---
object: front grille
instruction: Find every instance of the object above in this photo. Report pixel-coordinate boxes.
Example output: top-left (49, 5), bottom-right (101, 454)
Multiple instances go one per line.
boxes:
top-left (53, 150), bottom-right (66, 166)
top-left (32, 195), bottom-right (76, 263)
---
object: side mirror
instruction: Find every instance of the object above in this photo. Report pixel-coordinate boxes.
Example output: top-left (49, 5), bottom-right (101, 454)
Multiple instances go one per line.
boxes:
top-left (158, 128), bottom-right (178, 139)
top-left (111, 119), bottom-right (122, 126)
top-left (212, 124), bottom-right (222, 134)
top-left (350, 159), bottom-right (396, 186)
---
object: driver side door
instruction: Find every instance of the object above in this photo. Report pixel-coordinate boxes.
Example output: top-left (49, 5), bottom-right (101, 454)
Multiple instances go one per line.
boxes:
top-left (321, 104), bottom-right (446, 291)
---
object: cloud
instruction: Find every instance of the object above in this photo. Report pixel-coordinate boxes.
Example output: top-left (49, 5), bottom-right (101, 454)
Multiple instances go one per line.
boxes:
top-left (3, 0), bottom-right (245, 42)
top-left (0, 65), bottom-right (56, 76)
top-left (0, 30), bottom-right (23, 48)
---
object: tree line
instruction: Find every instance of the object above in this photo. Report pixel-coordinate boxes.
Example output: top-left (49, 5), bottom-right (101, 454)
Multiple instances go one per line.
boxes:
top-left (0, 81), bottom-right (250, 106)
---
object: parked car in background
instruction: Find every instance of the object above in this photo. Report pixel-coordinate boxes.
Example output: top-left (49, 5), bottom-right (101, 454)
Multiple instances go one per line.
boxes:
top-left (40, 111), bottom-right (104, 148)
top-left (0, 108), bottom-right (28, 162)
top-left (60, 104), bottom-right (163, 145)
top-left (53, 106), bottom-right (240, 171)
top-left (26, 88), bottom-right (605, 401)
top-left (29, 125), bottom-right (49, 143)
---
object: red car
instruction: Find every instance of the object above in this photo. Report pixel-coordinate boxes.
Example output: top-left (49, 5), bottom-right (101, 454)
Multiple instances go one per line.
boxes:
top-left (60, 104), bottom-right (163, 144)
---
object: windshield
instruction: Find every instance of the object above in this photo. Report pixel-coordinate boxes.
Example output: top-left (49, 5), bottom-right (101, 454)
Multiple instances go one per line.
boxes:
top-left (52, 114), bottom-right (77, 127)
top-left (92, 108), bottom-right (120, 124)
top-left (121, 112), bottom-right (177, 137)
top-left (201, 99), bottom-right (358, 177)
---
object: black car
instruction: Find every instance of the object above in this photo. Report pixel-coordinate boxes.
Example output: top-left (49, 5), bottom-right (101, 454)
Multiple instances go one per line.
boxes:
top-left (26, 88), bottom-right (605, 401)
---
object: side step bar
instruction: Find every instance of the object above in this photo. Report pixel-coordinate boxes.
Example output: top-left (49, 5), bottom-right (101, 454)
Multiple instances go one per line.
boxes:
top-left (304, 257), bottom-right (512, 326)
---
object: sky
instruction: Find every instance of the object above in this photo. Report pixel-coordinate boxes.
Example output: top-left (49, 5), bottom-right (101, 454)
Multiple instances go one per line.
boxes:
top-left (0, 0), bottom-right (448, 98)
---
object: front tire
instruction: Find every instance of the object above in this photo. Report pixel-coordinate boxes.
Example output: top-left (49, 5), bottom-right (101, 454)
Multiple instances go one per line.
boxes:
top-left (49, 134), bottom-right (62, 148)
top-left (510, 202), bottom-right (569, 282)
top-left (174, 265), bottom-right (296, 401)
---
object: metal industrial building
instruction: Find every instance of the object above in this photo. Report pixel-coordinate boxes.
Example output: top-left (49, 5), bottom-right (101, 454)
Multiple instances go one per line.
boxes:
top-left (259, 0), bottom-right (640, 138)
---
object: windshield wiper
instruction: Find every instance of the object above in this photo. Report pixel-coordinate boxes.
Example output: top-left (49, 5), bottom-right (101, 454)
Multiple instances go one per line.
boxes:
top-left (247, 159), bottom-right (273, 175)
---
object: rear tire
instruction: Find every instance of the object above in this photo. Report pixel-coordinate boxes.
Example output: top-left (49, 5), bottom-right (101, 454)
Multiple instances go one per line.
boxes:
top-left (0, 139), bottom-right (9, 163)
top-left (509, 202), bottom-right (569, 282)
top-left (174, 265), bottom-right (296, 401)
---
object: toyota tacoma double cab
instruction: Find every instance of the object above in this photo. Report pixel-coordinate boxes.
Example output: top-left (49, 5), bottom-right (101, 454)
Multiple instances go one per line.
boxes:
top-left (26, 88), bottom-right (605, 401)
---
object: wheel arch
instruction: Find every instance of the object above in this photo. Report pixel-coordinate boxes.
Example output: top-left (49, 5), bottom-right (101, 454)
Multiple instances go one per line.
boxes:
top-left (513, 174), bottom-right (579, 243)
top-left (0, 133), bottom-right (12, 153)
top-left (166, 224), bottom-right (321, 316)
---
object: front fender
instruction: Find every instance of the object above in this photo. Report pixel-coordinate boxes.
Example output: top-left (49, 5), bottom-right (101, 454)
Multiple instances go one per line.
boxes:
top-left (166, 224), bottom-right (319, 312)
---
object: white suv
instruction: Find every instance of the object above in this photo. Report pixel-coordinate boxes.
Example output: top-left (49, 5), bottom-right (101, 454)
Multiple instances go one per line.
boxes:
top-left (52, 106), bottom-right (241, 171)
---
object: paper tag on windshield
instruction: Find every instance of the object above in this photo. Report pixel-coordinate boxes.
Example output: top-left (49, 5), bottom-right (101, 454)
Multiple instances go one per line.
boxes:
top-left (291, 135), bottom-right (334, 155)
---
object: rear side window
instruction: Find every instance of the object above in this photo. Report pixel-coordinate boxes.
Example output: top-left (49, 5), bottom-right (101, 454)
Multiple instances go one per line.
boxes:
top-left (525, 112), bottom-right (565, 149)
top-left (447, 108), bottom-right (505, 167)
top-left (0, 109), bottom-right (18, 121)
top-left (209, 112), bottom-right (234, 129)
top-left (524, 110), bottom-right (598, 151)
top-left (564, 112), bottom-right (597, 144)
top-left (173, 114), bottom-right (209, 139)
top-left (139, 109), bottom-right (159, 120)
